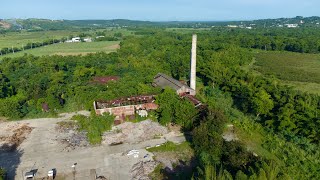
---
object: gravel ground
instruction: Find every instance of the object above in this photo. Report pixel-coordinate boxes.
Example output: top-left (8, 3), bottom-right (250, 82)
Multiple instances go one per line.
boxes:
top-left (0, 112), bottom-right (186, 180)
top-left (103, 120), bottom-right (169, 145)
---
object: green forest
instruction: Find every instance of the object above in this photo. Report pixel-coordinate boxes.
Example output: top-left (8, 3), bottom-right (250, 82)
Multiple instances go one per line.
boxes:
top-left (0, 27), bottom-right (320, 179)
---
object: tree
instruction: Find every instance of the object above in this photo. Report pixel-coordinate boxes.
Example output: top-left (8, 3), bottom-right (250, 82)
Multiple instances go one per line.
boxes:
top-left (0, 71), bottom-right (14, 98)
top-left (0, 93), bottom-right (27, 119)
top-left (174, 99), bottom-right (198, 130)
top-left (0, 168), bottom-right (6, 180)
top-left (155, 88), bottom-right (179, 126)
top-left (235, 170), bottom-right (248, 180)
top-left (252, 89), bottom-right (274, 118)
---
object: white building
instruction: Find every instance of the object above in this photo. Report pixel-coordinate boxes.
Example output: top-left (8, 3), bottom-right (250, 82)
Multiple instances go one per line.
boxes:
top-left (65, 37), bottom-right (81, 43)
top-left (96, 36), bottom-right (105, 39)
top-left (83, 38), bottom-right (92, 42)
top-left (71, 37), bottom-right (81, 42)
top-left (285, 24), bottom-right (298, 28)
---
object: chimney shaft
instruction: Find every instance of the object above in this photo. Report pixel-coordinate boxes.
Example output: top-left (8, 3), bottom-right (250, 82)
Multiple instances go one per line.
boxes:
top-left (190, 34), bottom-right (197, 92)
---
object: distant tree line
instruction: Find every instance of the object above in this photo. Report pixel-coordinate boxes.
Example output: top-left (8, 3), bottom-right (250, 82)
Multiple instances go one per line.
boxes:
top-left (208, 27), bottom-right (320, 53)
top-left (0, 38), bottom-right (62, 56)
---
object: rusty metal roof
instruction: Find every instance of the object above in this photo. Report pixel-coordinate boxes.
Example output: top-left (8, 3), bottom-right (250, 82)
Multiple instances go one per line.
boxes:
top-left (95, 95), bottom-right (156, 109)
top-left (92, 76), bottom-right (120, 84)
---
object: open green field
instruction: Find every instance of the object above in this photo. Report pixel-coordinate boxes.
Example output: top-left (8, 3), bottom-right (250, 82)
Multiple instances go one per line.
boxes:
top-left (254, 51), bottom-right (320, 94)
top-left (0, 29), bottom-right (133, 49)
top-left (0, 41), bottom-right (119, 58)
top-left (0, 30), bottom-right (81, 48)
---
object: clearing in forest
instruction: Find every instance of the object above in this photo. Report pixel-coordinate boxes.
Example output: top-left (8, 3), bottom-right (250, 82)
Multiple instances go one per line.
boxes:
top-left (254, 51), bottom-right (320, 94)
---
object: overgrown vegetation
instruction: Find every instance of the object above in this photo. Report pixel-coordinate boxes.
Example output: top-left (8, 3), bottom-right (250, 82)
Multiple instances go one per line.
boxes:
top-left (0, 27), bottom-right (319, 178)
top-left (147, 141), bottom-right (191, 153)
top-left (156, 88), bottom-right (198, 130)
top-left (71, 113), bottom-right (114, 144)
top-left (0, 168), bottom-right (5, 180)
top-left (147, 141), bottom-right (195, 179)
top-left (196, 88), bottom-right (320, 179)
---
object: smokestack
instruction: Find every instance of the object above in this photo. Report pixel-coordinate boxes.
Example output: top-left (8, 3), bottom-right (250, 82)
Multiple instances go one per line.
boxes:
top-left (190, 34), bottom-right (197, 92)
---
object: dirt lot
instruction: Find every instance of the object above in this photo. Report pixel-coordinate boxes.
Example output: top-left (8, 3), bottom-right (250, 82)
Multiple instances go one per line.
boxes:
top-left (0, 111), bottom-right (186, 180)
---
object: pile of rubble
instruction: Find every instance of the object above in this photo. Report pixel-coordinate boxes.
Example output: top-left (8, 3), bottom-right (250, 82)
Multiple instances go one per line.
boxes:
top-left (55, 121), bottom-right (89, 151)
top-left (61, 131), bottom-right (89, 151)
top-left (103, 120), bottom-right (168, 145)
top-left (131, 161), bottom-right (159, 180)
top-left (0, 123), bottom-right (33, 151)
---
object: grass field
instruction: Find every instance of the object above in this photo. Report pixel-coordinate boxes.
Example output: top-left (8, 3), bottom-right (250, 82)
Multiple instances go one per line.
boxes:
top-left (254, 51), bottom-right (320, 94)
top-left (0, 41), bottom-right (119, 58)
top-left (282, 81), bottom-right (320, 95)
top-left (0, 30), bottom-right (81, 49)
top-left (0, 29), bottom-right (133, 49)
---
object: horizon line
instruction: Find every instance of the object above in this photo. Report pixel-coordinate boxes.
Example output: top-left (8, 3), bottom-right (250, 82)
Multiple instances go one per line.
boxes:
top-left (2, 15), bottom-right (317, 23)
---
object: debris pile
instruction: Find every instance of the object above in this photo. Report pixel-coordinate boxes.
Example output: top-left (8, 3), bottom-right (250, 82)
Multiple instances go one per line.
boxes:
top-left (61, 131), bottom-right (89, 151)
top-left (55, 121), bottom-right (78, 133)
top-left (131, 161), bottom-right (159, 180)
top-left (103, 120), bottom-right (168, 145)
top-left (0, 123), bottom-right (33, 151)
top-left (96, 176), bottom-right (108, 180)
top-left (55, 121), bottom-right (89, 151)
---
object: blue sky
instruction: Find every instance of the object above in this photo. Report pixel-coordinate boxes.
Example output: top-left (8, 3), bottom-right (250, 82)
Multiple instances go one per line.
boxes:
top-left (1, 0), bottom-right (319, 21)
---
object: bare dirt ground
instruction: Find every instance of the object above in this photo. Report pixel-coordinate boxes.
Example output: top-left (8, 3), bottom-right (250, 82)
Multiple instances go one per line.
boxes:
top-left (0, 21), bottom-right (11, 29)
top-left (103, 120), bottom-right (169, 145)
top-left (0, 112), bottom-right (186, 180)
top-left (104, 44), bottom-right (120, 50)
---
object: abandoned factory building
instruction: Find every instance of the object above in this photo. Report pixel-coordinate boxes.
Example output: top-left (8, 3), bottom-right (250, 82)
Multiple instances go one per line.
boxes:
top-left (94, 34), bottom-right (201, 124)
top-left (94, 95), bottom-right (158, 124)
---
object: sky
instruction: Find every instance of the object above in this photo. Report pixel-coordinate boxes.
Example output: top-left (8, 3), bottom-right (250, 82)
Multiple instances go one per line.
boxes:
top-left (1, 0), bottom-right (320, 21)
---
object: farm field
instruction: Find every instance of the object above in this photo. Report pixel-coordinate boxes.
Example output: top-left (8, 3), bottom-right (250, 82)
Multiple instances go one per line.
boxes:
top-left (0, 29), bottom-right (132, 49)
top-left (0, 41), bottom-right (120, 58)
top-left (0, 30), bottom-right (81, 49)
top-left (282, 81), bottom-right (320, 95)
top-left (254, 51), bottom-right (320, 94)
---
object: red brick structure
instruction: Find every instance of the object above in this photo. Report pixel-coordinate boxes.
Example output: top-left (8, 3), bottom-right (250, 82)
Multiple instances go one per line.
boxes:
top-left (92, 76), bottom-right (120, 84)
top-left (94, 95), bottom-right (158, 123)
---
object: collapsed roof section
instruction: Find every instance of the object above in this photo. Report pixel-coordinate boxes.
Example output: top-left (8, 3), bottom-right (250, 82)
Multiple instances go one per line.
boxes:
top-left (95, 95), bottom-right (156, 109)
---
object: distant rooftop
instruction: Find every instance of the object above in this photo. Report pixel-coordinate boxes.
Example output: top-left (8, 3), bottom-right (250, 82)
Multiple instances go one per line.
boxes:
top-left (153, 73), bottom-right (187, 90)
top-left (92, 76), bottom-right (120, 84)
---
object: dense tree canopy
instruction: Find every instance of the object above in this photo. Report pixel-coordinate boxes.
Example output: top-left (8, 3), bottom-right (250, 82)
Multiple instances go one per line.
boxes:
top-left (0, 28), bottom-right (319, 179)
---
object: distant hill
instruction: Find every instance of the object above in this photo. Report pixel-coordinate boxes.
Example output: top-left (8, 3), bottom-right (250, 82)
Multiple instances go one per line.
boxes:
top-left (1, 16), bottom-right (320, 31)
top-left (1, 19), bottom-right (157, 31)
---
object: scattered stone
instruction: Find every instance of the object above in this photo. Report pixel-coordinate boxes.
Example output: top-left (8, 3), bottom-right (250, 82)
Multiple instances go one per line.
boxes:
top-left (131, 161), bottom-right (159, 180)
top-left (55, 121), bottom-right (89, 151)
top-left (103, 120), bottom-right (168, 145)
